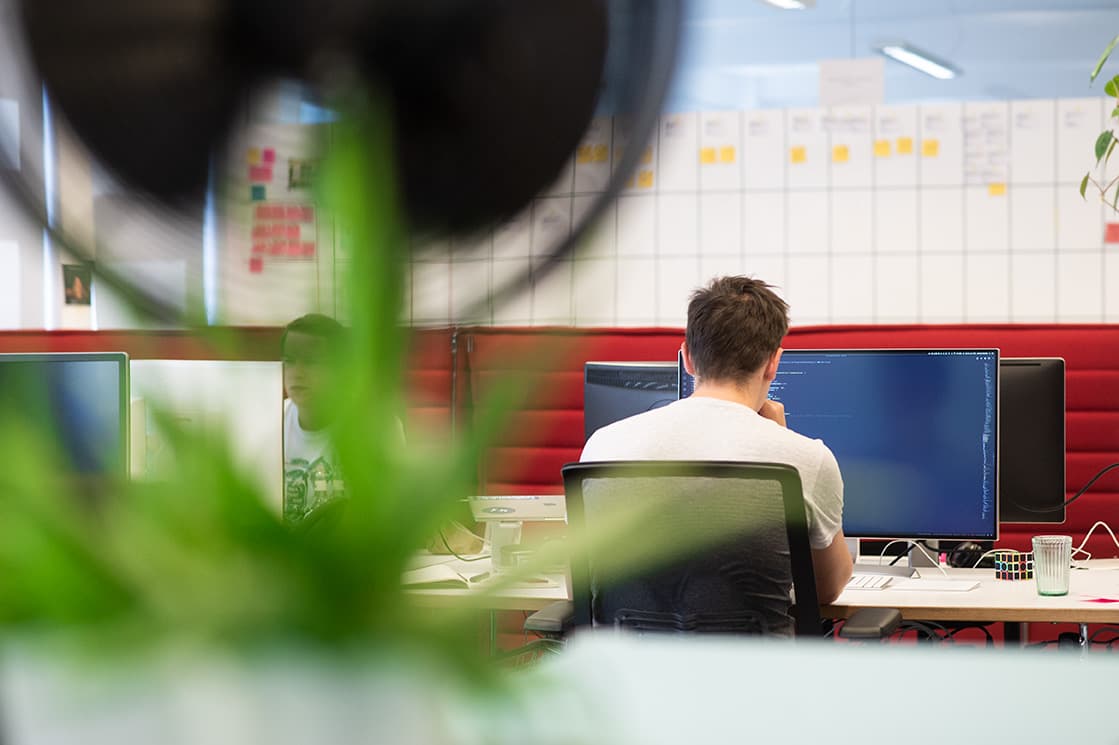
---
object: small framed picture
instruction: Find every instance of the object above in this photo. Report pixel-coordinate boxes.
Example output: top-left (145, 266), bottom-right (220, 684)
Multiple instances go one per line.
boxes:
top-left (62, 263), bottom-right (92, 305)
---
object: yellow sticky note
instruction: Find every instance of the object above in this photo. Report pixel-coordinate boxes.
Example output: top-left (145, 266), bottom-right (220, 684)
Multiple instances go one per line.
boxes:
top-left (246, 148), bottom-right (261, 166)
top-left (988, 182), bottom-right (1007, 196)
top-left (637, 170), bottom-right (654, 189)
top-left (719, 146), bottom-right (736, 164)
top-left (922, 139), bottom-right (939, 157)
top-left (790, 146), bottom-right (807, 164)
top-left (576, 145), bottom-right (593, 164)
top-left (641, 147), bottom-right (653, 166)
top-left (592, 144), bottom-right (609, 163)
top-left (873, 140), bottom-right (891, 158)
top-left (832, 145), bottom-right (849, 163)
top-left (897, 137), bottom-right (914, 155)
top-left (700, 147), bottom-right (716, 164)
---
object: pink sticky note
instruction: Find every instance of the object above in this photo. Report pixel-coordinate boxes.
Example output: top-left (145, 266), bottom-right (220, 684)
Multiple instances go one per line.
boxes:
top-left (252, 242), bottom-right (266, 254)
top-left (1083, 597), bottom-right (1119, 604)
top-left (286, 242), bottom-right (303, 256)
top-left (251, 225), bottom-right (268, 239)
top-left (301, 206), bottom-right (315, 223)
top-left (255, 205), bottom-right (270, 220)
top-left (262, 148), bottom-right (276, 164)
top-left (269, 242), bottom-right (285, 256)
top-left (269, 224), bottom-right (286, 237)
top-left (249, 257), bottom-right (263, 273)
top-left (1106, 223), bottom-right (1119, 244)
top-left (249, 166), bottom-right (272, 182)
top-left (285, 206), bottom-right (303, 221)
top-left (285, 224), bottom-right (300, 239)
top-left (302, 242), bottom-right (316, 257)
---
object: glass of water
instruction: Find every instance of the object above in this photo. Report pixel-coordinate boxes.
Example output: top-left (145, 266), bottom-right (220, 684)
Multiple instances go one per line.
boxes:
top-left (1032, 535), bottom-right (1072, 596)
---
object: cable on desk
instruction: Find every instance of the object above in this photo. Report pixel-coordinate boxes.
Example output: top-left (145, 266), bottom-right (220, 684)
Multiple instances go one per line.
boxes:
top-left (438, 528), bottom-right (491, 562)
top-left (874, 540), bottom-right (948, 575)
top-left (1013, 462), bottom-right (1119, 514)
top-left (971, 548), bottom-right (1026, 569)
top-left (1071, 521), bottom-right (1119, 562)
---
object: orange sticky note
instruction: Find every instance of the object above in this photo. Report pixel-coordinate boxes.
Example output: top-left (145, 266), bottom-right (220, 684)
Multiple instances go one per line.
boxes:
top-left (700, 147), bottom-right (716, 164)
top-left (988, 182), bottom-right (1007, 196)
top-left (246, 148), bottom-right (261, 166)
top-left (1105, 223), bottom-right (1119, 243)
top-left (921, 139), bottom-right (939, 157)
top-left (592, 144), bottom-right (609, 163)
top-left (576, 145), bottom-right (593, 164)
top-left (790, 146), bottom-right (807, 164)
top-left (873, 140), bottom-right (891, 158)
top-left (637, 170), bottom-right (654, 189)
top-left (832, 145), bottom-right (849, 163)
top-left (897, 137), bottom-right (914, 155)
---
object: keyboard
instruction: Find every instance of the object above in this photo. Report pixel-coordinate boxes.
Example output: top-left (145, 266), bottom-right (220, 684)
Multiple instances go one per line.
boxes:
top-left (846, 574), bottom-right (893, 590)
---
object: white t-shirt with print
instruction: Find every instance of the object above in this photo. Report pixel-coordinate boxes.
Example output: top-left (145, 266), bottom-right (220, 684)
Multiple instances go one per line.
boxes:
top-left (580, 396), bottom-right (844, 550)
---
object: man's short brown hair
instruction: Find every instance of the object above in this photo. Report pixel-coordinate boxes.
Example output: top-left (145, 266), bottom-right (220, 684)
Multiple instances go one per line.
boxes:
top-left (685, 276), bottom-right (789, 382)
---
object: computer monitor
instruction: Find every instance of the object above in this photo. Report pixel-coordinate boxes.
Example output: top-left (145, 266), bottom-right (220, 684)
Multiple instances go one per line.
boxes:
top-left (678, 349), bottom-right (999, 540)
top-left (999, 358), bottom-right (1065, 524)
top-left (130, 360), bottom-right (284, 512)
top-left (583, 361), bottom-right (677, 441)
top-left (0, 352), bottom-right (129, 481)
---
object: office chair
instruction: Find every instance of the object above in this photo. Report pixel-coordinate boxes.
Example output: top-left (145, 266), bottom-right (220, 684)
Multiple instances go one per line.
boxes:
top-left (568, 460), bottom-right (833, 637)
top-left (523, 461), bottom-right (899, 643)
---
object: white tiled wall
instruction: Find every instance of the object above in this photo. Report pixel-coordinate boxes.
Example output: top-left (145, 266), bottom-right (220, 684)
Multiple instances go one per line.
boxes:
top-left (405, 98), bottom-right (1116, 328)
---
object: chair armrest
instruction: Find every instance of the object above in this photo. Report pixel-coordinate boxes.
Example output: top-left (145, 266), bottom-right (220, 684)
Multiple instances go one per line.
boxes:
top-left (837, 607), bottom-right (903, 640)
top-left (524, 601), bottom-right (574, 636)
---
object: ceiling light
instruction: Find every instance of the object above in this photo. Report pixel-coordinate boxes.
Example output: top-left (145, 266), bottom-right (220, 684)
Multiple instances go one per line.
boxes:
top-left (759, 0), bottom-right (813, 10)
top-left (875, 43), bottom-right (959, 80)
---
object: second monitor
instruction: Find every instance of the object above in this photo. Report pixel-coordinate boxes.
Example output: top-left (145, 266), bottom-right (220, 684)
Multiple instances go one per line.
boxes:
top-left (679, 348), bottom-right (999, 541)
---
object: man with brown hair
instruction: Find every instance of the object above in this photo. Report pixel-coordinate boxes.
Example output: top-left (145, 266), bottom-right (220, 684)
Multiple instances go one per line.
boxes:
top-left (581, 276), bottom-right (852, 605)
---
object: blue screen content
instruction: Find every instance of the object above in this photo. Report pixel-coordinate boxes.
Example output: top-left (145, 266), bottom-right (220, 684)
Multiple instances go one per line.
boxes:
top-left (679, 350), bottom-right (998, 540)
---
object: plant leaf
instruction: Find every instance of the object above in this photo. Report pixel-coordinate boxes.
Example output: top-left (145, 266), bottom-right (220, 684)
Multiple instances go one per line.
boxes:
top-left (1107, 75), bottom-right (1119, 98)
top-left (1112, 185), bottom-right (1119, 213)
top-left (1095, 130), bottom-right (1114, 163)
top-left (1092, 34), bottom-right (1119, 82)
top-left (1081, 173), bottom-right (1091, 199)
top-left (1109, 136), bottom-right (1119, 165)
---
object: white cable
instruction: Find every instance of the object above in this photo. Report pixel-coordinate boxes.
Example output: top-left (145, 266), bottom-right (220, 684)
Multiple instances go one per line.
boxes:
top-left (1071, 521), bottom-right (1119, 566)
top-left (875, 539), bottom-right (948, 576)
top-left (971, 548), bottom-right (1025, 569)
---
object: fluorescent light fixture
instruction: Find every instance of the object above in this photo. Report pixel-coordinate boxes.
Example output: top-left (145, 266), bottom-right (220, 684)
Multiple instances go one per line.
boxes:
top-left (876, 43), bottom-right (959, 80)
top-left (759, 0), bottom-right (813, 9)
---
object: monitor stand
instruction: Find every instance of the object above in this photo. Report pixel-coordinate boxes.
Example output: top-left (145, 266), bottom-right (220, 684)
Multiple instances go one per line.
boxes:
top-left (850, 538), bottom-right (918, 578)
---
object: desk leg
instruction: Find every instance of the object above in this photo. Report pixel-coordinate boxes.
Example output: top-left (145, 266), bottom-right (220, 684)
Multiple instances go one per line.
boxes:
top-left (1003, 621), bottom-right (1026, 647)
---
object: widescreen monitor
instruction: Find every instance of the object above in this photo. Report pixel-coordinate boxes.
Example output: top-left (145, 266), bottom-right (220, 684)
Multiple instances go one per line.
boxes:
top-left (0, 352), bottom-right (129, 481)
top-left (584, 361), bottom-right (677, 441)
top-left (130, 360), bottom-right (284, 512)
top-left (679, 349), bottom-right (999, 540)
top-left (999, 358), bottom-right (1065, 524)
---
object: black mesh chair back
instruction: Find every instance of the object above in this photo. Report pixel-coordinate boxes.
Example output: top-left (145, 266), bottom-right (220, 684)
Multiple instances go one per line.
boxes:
top-left (561, 461), bottom-right (822, 638)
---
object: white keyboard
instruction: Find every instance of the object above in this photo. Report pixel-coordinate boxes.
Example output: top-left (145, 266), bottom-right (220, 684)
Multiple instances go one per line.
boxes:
top-left (846, 574), bottom-right (893, 590)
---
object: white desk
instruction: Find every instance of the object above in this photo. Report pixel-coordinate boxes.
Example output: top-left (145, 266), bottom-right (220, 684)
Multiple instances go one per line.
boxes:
top-left (405, 554), bottom-right (570, 612)
top-left (823, 559), bottom-right (1119, 624)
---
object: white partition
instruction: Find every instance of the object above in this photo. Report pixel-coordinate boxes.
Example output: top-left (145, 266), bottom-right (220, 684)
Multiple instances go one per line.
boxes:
top-left (129, 360), bottom-right (283, 513)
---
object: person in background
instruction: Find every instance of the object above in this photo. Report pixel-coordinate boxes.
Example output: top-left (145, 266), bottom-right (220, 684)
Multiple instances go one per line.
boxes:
top-left (282, 313), bottom-right (348, 520)
top-left (580, 275), bottom-right (852, 608)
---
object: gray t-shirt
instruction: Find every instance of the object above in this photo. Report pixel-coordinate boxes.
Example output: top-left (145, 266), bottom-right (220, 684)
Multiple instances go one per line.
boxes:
top-left (580, 396), bottom-right (844, 550)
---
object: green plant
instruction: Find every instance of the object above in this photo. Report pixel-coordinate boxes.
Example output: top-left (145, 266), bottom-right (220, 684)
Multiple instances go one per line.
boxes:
top-left (1081, 33), bottom-right (1119, 211)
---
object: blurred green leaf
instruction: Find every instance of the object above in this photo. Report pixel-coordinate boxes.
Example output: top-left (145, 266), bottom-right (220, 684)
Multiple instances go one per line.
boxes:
top-left (1091, 34), bottom-right (1119, 82)
top-left (1095, 130), bottom-right (1114, 163)
top-left (1081, 173), bottom-right (1091, 199)
top-left (1106, 75), bottom-right (1119, 98)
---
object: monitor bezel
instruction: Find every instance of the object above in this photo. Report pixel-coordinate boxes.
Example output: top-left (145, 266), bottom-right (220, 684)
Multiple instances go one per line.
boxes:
top-left (0, 351), bottom-right (131, 479)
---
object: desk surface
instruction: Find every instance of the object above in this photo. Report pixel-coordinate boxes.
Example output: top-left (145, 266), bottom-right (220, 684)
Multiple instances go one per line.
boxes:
top-left (823, 559), bottom-right (1119, 623)
top-left (405, 554), bottom-right (570, 611)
